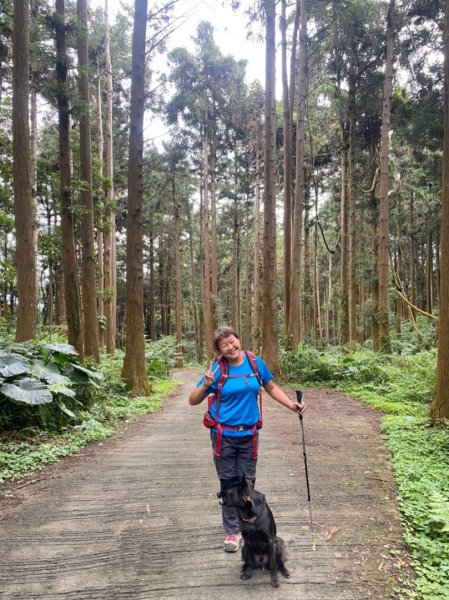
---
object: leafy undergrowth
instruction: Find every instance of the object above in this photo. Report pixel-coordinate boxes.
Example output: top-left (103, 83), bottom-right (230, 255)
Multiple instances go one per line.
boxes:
top-left (0, 340), bottom-right (182, 489)
top-left (282, 346), bottom-right (449, 600)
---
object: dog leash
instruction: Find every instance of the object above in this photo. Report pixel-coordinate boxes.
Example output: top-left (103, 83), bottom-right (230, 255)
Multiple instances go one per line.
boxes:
top-left (296, 390), bottom-right (316, 551)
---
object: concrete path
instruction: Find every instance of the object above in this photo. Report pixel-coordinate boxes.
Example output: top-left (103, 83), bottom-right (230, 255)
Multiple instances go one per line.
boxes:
top-left (0, 370), bottom-right (412, 599)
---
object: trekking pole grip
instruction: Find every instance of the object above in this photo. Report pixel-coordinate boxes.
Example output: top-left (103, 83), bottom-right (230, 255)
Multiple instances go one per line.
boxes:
top-left (295, 389), bottom-right (303, 420)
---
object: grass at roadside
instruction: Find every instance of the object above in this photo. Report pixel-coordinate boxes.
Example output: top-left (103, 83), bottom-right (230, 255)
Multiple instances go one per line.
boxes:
top-left (282, 347), bottom-right (449, 600)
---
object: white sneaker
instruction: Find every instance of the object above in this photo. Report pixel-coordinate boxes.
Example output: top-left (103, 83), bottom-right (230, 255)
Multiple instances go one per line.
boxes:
top-left (223, 533), bottom-right (241, 552)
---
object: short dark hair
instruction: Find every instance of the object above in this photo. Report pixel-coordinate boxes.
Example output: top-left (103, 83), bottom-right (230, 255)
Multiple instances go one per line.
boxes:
top-left (213, 326), bottom-right (240, 353)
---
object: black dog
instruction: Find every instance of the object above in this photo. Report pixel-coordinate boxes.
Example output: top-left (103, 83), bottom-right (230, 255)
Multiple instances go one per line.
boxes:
top-left (218, 476), bottom-right (290, 588)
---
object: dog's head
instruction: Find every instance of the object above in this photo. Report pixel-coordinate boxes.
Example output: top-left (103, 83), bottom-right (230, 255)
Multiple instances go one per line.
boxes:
top-left (217, 476), bottom-right (259, 523)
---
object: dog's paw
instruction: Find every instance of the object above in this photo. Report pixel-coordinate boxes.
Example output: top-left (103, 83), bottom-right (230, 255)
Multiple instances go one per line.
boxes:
top-left (240, 567), bottom-right (252, 581)
top-left (271, 577), bottom-right (280, 588)
top-left (281, 567), bottom-right (290, 579)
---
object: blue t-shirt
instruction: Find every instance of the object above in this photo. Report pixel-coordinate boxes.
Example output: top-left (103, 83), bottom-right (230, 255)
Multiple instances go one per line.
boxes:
top-left (197, 354), bottom-right (273, 437)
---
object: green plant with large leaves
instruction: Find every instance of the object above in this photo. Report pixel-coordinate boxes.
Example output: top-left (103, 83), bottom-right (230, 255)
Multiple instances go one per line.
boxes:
top-left (0, 341), bottom-right (102, 429)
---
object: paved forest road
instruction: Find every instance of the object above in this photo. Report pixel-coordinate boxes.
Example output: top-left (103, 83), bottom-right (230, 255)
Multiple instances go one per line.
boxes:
top-left (0, 369), bottom-right (412, 599)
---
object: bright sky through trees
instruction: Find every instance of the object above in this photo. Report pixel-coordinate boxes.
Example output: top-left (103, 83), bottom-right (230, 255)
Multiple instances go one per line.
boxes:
top-left (93, 0), bottom-right (267, 144)
top-left (100, 0), bottom-right (266, 84)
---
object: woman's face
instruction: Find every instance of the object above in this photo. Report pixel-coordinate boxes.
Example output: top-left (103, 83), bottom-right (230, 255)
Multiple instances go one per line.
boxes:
top-left (218, 335), bottom-right (242, 361)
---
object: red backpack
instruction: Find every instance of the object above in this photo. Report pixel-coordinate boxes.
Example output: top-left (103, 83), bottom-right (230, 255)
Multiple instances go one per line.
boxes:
top-left (202, 350), bottom-right (263, 459)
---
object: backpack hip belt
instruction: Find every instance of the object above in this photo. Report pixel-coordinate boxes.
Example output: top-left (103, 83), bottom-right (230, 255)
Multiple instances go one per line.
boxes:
top-left (214, 423), bottom-right (259, 460)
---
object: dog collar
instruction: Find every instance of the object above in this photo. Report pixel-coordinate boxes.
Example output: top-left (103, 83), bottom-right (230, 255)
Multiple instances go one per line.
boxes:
top-left (240, 515), bottom-right (257, 524)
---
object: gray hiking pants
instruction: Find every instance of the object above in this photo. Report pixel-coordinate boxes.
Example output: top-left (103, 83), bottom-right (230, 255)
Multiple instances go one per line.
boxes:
top-left (211, 431), bottom-right (258, 534)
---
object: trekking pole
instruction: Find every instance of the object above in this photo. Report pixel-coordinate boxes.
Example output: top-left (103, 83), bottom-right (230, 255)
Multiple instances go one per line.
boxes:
top-left (296, 390), bottom-right (316, 550)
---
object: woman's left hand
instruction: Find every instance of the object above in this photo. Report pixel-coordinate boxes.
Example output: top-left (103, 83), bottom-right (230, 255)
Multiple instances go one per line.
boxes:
top-left (293, 402), bottom-right (306, 415)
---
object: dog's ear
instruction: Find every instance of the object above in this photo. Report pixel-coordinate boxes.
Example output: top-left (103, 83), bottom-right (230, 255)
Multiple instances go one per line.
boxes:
top-left (239, 475), bottom-right (250, 497)
top-left (239, 476), bottom-right (255, 504)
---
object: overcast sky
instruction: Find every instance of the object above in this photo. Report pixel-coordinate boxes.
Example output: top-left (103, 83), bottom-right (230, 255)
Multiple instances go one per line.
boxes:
top-left (102, 0), bottom-right (266, 85)
top-left (90, 0), bottom-right (267, 145)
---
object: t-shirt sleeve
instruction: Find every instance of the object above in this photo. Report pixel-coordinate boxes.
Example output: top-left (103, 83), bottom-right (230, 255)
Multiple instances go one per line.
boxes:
top-left (255, 356), bottom-right (273, 385)
top-left (196, 360), bottom-right (220, 392)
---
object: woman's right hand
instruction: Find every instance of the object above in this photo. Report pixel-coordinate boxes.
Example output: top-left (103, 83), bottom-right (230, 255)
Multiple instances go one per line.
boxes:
top-left (203, 364), bottom-right (220, 387)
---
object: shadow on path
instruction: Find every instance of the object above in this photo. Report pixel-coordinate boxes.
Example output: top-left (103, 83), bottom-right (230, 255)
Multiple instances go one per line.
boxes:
top-left (0, 369), bottom-right (412, 599)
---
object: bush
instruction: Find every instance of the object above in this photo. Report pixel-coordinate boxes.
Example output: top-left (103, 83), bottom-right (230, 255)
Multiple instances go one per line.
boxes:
top-left (145, 336), bottom-right (177, 378)
top-left (280, 345), bottom-right (340, 383)
top-left (0, 341), bottom-right (102, 431)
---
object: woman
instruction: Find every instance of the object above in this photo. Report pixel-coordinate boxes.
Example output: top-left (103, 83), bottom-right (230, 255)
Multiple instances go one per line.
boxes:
top-left (189, 326), bottom-right (305, 553)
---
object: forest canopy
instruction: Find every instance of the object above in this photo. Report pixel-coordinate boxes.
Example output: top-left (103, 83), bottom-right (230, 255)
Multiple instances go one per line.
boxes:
top-left (0, 0), bottom-right (448, 417)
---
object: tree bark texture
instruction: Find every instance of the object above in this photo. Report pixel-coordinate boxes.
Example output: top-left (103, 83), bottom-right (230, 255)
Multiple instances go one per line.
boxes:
top-left (104, 0), bottom-right (116, 355)
top-left (378, 0), bottom-right (395, 352)
top-left (122, 0), bottom-right (151, 394)
top-left (261, 0), bottom-right (280, 374)
top-left (96, 57), bottom-right (104, 349)
top-left (431, 0), bottom-right (449, 420)
top-left (13, 0), bottom-right (37, 341)
top-left (252, 142), bottom-right (261, 353)
top-left (202, 127), bottom-right (215, 361)
top-left (231, 166), bottom-right (240, 333)
top-left (348, 62), bottom-right (357, 343)
top-left (172, 165), bottom-right (183, 368)
top-left (55, 0), bottom-right (83, 357)
top-left (287, 0), bottom-right (307, 352)
top-left (339, 127), bottom-right (349, 346)
top-left (77, 0), bottom-right (99, 360)
top-left (281, 0), bottom-right (292, 341)
top-left (210, 130), bottom-right (218, 328)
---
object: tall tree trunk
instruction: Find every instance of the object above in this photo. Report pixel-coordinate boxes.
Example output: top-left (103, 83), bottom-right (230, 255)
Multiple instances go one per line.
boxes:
top-left (289, 0), bottom-right (300, 125)
top-left (252, 142), bottom-right (262, 352)
top-left (262, 0), bottom-right (280, 373)
top-left (186, 200), bottom-right (202, 361)
top-left (281, 0), bottom-right (292, 341)
top-left (96, 57), bottom-right (105, 349)
top-left (327, 253), bottom-right (333, 344)
top-left (313, 185), bottom-right (322, 345)
top-left (55, 0), bottom-right (83, 356)
top-left (13, 0), bottom-right (37, 341)
top-left (287, 0), bottom-right (307, 352)
top-left (371, 217), bottom-right (380, 352)
top-left (210, 129), bottom-right (218, 327)
top-left (339, 126), bottom-right (349, 346)
top-left (426, 228), bottom-right (433, 314)
top-left (172, 165), bottom-right (183, 368)
top-left (409, 189), bottom-right (416, 315)
top-left (202, 126), bottom-right (214, 361)
top-left (348, 62), bottom-right (357, 343)
top-left (431, 0), bottom-right (449, 421)
top-left (122, 0), bottom-right (151, 394)
top-left (231, 163), bottom-right (240, 332)
top-left (303, 194), bottom-right (311, 338)
top-left (104, 0), bottom-right (116, 355)
top-left (435, 231), bottom-right (440, 307)
top-left (77, 0), bottom-right (99, 360)
top-left (244, 198), bottom-right (251, 348)
top-left (30, 86), bottom-right (38, 291)
top-left (378, 0), bottom-right (395, 352)
top-left (148, 228), bottom-right (156, 339)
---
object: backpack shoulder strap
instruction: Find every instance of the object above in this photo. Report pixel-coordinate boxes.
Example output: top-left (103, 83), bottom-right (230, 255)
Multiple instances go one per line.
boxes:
top-left (244, 350), bottom-right (264, 426)
top-left (215, 354), bottom-right (228, 389)
top-left (207, 355), bottom-right (228, 413)
top-left (244, 350), bottom-right (263, 385)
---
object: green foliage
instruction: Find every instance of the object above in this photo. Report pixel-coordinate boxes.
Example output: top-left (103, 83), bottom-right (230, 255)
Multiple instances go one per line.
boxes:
top-left (283, 346), bottom-right (447, 598)
top-left (390, 316), bottom-right (438, 354)
top-left (381, 417), bottom-right (449, 598)
top-left (0, 341), bottom-right (101, 430)
top-left (145, 336), bottom-right (177, 378)
top-left (280, 345), bottom-right (341, 383)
